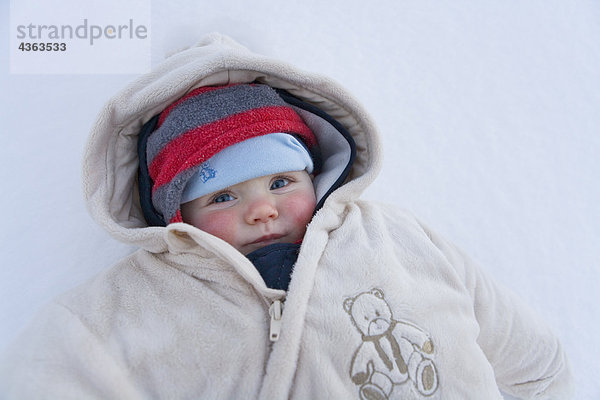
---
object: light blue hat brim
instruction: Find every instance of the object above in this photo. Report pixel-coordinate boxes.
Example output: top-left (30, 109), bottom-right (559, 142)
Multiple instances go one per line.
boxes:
top-left (181, 133), bottom-right (314, 204)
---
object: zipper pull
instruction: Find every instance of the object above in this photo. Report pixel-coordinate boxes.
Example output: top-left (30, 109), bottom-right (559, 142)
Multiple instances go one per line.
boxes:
top-left (269, 300), bottom-right (283, 342)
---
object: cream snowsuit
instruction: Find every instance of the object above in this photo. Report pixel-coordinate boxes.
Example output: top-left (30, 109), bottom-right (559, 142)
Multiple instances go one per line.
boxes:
top-left (0, 34), bottom-right (573, 400)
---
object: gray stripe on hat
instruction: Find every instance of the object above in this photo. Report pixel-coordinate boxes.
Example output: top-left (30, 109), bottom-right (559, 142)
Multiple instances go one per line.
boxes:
top-left (147, 84), bottom-right (286, 165)
top-left (152, 166), bottom-right (200, 223)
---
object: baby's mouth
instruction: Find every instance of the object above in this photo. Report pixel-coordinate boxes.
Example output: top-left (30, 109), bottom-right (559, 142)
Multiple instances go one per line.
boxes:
top-left (248, 234), bottom-right (285, 246)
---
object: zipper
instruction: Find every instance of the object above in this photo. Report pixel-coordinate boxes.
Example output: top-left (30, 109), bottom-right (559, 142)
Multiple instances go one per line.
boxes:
top-left (268, 299), bottom-right (283, 342)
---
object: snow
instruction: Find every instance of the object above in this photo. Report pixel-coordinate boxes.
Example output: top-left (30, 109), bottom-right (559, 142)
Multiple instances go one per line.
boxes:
top-left (1, 1), bottom-right (598, 397)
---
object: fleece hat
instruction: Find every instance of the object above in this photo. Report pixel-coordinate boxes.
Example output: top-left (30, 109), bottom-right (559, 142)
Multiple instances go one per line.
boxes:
top-left (145, 83), bottom-right (318, 224)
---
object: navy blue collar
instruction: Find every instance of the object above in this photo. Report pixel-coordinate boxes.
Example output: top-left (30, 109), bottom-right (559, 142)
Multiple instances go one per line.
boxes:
top-left (246, 243), bottom-right (301, 291)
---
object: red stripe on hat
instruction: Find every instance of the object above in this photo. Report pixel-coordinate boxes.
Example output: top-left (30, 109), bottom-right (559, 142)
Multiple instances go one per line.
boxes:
top-left (150, 106), bottom-right (315, 190)
top-left (170, 209), bottom-right (183, 224)
top-left (157, 84), bottom-right (245, 128)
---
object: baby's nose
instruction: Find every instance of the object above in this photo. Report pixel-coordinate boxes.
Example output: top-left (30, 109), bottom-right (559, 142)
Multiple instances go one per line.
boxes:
top-left (246, 198), bottom-right (279, 224)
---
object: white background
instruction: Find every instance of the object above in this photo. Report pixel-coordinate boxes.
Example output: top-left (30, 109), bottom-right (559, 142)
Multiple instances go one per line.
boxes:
top-left (1, 1), bottom-right (598, 398)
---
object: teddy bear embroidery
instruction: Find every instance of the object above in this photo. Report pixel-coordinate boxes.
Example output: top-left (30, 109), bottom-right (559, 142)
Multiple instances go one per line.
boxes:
top-left (343, 288), bottom-right (439, 399)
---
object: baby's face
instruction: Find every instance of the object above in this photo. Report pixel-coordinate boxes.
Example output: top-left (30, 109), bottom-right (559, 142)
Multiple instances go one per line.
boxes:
top-left (181, 170), bottom-right (316, 255)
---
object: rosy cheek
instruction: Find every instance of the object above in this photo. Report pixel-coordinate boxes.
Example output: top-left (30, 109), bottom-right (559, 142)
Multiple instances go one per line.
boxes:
top-left (193, 211), bottom-right (239, 245)
top-left (282, 192), bottom-right (317, 230)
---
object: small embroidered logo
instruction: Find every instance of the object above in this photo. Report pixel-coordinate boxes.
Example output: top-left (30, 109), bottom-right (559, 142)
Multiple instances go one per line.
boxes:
top-left (199, 162), bottom-right (216, 183)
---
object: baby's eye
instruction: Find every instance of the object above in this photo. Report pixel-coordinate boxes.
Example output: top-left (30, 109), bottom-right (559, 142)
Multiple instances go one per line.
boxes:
top-left (213, 193), bottom-right (235, 203)
top-left (270, 178), bottom-right (290, 190)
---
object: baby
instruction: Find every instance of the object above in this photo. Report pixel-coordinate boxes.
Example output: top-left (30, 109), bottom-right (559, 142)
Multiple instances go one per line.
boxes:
top-left (0, 34), bottom-right (573, 400)
top-left (137, 83), bottom-right (326, 291)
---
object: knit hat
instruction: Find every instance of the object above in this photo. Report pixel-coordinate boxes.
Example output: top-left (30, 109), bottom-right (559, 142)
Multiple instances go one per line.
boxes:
top-left (145, 83), bottom-right (318, 224)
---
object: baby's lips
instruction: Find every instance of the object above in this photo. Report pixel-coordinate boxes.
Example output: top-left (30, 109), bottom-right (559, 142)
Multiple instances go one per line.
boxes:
top-left (248, 233), bottom-right (285, 245)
